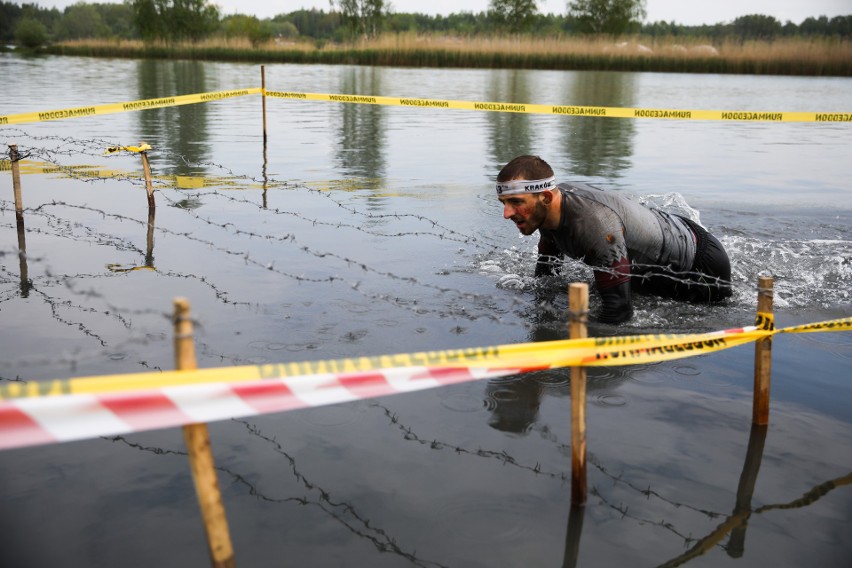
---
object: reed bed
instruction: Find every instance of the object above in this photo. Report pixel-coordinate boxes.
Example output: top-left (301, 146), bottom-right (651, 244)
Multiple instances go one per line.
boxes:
top-left (48, 34), bottom-right (852, 76)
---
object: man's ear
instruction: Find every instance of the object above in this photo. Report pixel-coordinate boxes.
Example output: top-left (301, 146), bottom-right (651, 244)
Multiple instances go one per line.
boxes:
top-left (540, 190), bottom-right (554, 205)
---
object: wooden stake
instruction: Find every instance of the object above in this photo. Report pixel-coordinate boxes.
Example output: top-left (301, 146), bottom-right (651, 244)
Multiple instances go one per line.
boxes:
top-left (173, 298), bottom-right (235, 568)
top-left (561, 505), bottom-right (586, 568)
top-left (262, 137), bottom-right (268, 210)
top-left (140, 144), bottom-right (155, 209)
top-left (145, 208), bottom-right (155, 268)
top-left (9, 145), bottom-right (23, 222)
top-left (753, 276), bottom-right (774, 425)
top-left (569, 283), bottom-right (588, 506)
top-left (727, 424), bottom-right (767, 557)
top-left (261, 65), bottom-right (268, 145)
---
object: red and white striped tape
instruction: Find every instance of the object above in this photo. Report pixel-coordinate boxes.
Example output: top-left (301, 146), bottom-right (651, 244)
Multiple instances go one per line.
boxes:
top-left (0, 365), bottom-right (521, 451)
top-left (3, 316), bottom-right (847, 452)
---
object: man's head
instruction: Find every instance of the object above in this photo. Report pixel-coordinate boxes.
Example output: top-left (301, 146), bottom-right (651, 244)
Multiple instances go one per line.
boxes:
top-left (496, 155), bottom-right (556, 235)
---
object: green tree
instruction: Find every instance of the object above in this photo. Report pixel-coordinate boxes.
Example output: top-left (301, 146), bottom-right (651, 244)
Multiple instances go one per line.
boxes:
top-left (222, 14), bottom-right (271, 46)
top-left (489, 0), bottom-right (538, 32)
top-left (15, 15), bottom-right (47, 48)
top-left (131, 0), bottom-right (218, 42)
top-left (267, 20), bottom-right (299, 40)
top-left (277, 9), bottom-right (340, 40)
top-left (568, 0), bottom-right (646, 35)
top-left (170, 0), bottom-right (219, 40)
top-left (55, 3), bottom-right (110, 40)
top-left (131, 0), bottom-right (166, 41)
top-left (332, 0), bottom-right (384, 39)
top-left (828, 15), bottom-right (852, 37)
top-left (98, 2), bottom-right (137, 38)
top-left (1, 1), bottom-right (23, 42)
top-left (732, 14), bottom-right (781, 40)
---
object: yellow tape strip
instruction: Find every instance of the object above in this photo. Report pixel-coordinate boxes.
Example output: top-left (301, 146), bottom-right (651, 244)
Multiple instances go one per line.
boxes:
top-left (779, 316), bottom-right (852, 334)
top-left (104, 143), bottom-right (151, 155)
top-left (3, 87), bottom-right (846, 125)
top-left (0, 317), bottom-right (846, 402)
top-left (755, 311), bottom-right (775, 331)
top-left (0, 88), bottom-right (262, 125)
top-left (265, 91), bottom-right (852, 123)
top-left (4, 159), bottom-right (262, 191)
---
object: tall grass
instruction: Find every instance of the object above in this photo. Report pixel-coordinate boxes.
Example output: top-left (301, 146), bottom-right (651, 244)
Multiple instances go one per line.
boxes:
top-left (47, 34), bottom-right (852, 76)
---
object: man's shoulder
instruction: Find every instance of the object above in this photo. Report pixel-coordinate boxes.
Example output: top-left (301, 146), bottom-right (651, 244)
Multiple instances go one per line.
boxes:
top-left (556, 181), bottom-right (606, 194)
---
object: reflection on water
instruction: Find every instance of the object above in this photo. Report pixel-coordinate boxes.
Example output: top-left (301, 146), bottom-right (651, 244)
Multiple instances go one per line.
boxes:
top-left (486, 69), bottom-right (533, 165)
top-left (1, 54), bottom-right (851, 567)
top-left (559, 71), bottom-right (636, 179)
top-left (136, 60), bottom-right (211, 174)
top-left (335, 66), bottom-right (386, 191)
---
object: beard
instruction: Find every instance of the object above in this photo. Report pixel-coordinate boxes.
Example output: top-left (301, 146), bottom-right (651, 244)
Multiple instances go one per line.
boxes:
top-left (511, 198), bottom-right (548, 235)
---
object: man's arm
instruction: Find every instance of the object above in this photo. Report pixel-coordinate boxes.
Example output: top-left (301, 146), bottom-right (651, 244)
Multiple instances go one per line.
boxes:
top-left (535, 235), bottom-right (562, 277)
top-left (593, 257), bottom-right (633, 324)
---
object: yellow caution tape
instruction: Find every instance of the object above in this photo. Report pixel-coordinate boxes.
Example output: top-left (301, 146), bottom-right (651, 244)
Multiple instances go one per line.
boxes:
top-left (5, 159), bottom-right (261, 190)
top-left (3, 87), bottom-right (845, 125)
top-left (0, 316), bottom-right (847, 402)
top-left (778, 317), bottom-right (852, 334)
top-left (0, 88), bottom-right (262, 125)
top-left (755, 311), bottom-right (775, 331)
top-left (104, 143), bottom-right (151, 155)
top-left (264, 90), bottom-right (852, 123)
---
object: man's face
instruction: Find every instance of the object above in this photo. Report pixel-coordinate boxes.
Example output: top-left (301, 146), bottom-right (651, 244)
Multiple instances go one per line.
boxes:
top-left (499, 193), bottom-right (548, 235)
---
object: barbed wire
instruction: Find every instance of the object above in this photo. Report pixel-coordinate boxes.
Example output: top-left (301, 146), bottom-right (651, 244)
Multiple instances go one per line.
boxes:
top-left (372, 400), bottom-right (729, 521)
top-left (2, 134), bottom-right (844, 371)
top-left (371, 399), bottom-right (852, 564)
top-left (22, 199), bottom-right (532, 326)
top-left (106, 426), bottom-right (451, 568)
top-left (11, 135), bottom-right (719, 279)
top-left (197, 188), bottom-right (496, 249)
top-left (2, 136), bottom-right (807, 312)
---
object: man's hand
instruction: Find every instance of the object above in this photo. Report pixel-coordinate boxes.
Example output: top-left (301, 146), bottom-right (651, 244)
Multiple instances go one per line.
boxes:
top-left (535, 236), bottom-right (561, 277)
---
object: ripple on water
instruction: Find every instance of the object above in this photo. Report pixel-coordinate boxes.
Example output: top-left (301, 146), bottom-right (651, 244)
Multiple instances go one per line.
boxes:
top-left (792, 329), bottom-right (852, 362)
top-left (439, 393), bottom-right (487, 413)
top-left (673, 364), bottom-right (702, 376)
top-left (296, 401), bottom-right (367, 428)
top-left (634, 362), bottom-right (736, 388)
top-left (435, 493), bottom-right (550, 544)
top-left (591, 393), bottom-right (628, 408)
top-left (627, 367), bottom-right (669, 385)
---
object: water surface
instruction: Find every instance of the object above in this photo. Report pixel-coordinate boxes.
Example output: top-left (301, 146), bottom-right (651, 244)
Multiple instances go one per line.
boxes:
top-left (1, 54), bottom-right (850, 567)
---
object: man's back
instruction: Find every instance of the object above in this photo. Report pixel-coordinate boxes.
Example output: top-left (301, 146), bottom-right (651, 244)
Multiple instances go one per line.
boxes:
top-left (541, 182), bottom-right (697, 274)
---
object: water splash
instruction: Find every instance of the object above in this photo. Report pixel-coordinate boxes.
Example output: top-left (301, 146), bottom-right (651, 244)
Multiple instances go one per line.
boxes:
top-left (725, 235), bottom-right (852, 309)
top-left (638, 192), bottom-right (702, 225)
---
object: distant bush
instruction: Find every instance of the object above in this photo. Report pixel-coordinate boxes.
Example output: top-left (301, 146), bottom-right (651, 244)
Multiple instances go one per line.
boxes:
top-left (15, 17), bottom-right (48, 49)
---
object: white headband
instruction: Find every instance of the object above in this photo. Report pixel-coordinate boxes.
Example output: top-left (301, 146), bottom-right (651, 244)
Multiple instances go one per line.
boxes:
top-left (495, 176), bottom-right (556, 196)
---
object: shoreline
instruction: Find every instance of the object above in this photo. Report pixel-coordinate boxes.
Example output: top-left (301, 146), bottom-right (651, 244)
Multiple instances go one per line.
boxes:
top-left (35, 36), bottom-right (852, 77)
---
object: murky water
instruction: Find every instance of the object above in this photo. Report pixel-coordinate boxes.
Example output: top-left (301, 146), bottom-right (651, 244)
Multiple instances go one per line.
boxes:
top-left (1, 53), bottom-right (850, 567)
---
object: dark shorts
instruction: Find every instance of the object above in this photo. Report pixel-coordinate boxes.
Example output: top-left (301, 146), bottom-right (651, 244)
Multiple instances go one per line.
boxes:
top-left (633, 216), bottom-right (732, 303)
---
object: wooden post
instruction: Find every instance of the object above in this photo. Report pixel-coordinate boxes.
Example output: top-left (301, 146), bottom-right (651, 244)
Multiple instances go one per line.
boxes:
top-left (261, 65), bottom-right (268, 145)
top-left (569, 283), bottom-right (588, 506)
top-left (727, 424), bottom-right (768, 557)
top-left (140, 144), bottom-right (155, 209)
top-left (753, 276), bottom-right (774, 425)
top-left (145, 208), bottom-right (155, 268)
top-left (8, 145), bottom-right (29, 296)
top-left (561, 505), bottom-right (586, 568)
top-left (16, 214), bottom-right (29, 298)
top-left (9, 145), bottom-right (23, 222)
top-left (262, 143), bottom-right (268, 210)
top-left (173, 298), bottom-right (235, 568)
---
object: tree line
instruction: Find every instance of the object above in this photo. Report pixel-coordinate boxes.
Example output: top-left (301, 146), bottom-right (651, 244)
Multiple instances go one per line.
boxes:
top-left (2, 0), bottom-right (850, 49)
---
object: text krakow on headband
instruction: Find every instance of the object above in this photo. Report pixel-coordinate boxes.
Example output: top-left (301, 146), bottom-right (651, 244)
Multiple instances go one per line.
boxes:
top-left (495, 176), bottom-right (556, 195)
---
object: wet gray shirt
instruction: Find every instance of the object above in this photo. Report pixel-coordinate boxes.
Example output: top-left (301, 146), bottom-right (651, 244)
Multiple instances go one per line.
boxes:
top-left (539, 182), bottom-right (697, 287)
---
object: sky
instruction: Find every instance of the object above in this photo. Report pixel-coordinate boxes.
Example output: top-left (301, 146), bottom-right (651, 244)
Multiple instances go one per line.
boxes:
top-left (30, 1), bottom-right (852, 26)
